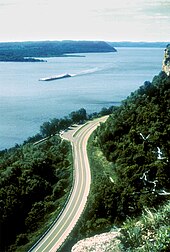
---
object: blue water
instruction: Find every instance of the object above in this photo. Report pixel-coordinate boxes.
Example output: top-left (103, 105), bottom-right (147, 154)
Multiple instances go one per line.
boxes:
top-left (0, 47), bottom-right (164, 150)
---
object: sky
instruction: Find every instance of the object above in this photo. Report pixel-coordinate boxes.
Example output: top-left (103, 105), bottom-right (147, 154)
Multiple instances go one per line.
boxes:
top-left (0, 0), bottom-right (169, 42)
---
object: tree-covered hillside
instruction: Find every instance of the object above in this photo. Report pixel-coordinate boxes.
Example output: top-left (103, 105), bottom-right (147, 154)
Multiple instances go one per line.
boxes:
top-left (0, 136), bottom-right (72, 252)
top-left (58, 71), bottom-right (170, 252)
top-left (0, 107), bottom-right (113, 252)
top-left (95, 71), bottom-right (170, 220)
top-left (0, 40), bottom-right (116, 62)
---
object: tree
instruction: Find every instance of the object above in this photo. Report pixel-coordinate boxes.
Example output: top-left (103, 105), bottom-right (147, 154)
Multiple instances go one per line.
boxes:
top-left (40, 121), bottom-right (52, 137)
top-left (70, 108), bottom-right (87, 123)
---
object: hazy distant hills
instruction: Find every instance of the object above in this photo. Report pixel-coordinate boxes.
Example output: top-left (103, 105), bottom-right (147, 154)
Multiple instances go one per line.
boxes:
top-left (108, 41), bottom-right (170, 48)
top-left (1, 40), bottom-right (169, 62)
top-left (0, 40), bottom-right (116, 62)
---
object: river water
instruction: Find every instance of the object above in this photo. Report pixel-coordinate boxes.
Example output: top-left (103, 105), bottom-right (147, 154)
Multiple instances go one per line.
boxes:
top-left (0, 47), bottom-right (164, 150)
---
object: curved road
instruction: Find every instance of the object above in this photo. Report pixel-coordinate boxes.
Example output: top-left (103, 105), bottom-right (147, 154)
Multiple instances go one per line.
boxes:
top-left (30, 116), bottom-right (108, 252)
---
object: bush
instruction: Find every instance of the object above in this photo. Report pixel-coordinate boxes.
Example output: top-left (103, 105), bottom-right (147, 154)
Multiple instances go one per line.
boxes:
top-left (119, 201), bottom-right (170, 251)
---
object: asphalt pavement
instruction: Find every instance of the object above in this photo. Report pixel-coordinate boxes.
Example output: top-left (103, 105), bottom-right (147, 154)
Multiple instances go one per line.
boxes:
top-left (30, 116), bottom-right (108, 252)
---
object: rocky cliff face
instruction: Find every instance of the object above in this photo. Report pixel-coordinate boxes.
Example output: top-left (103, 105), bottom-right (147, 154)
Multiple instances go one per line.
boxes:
top-left (162, 44), bottom-right (170, 76)
top-left (71, 231), bottom-right (121, 252)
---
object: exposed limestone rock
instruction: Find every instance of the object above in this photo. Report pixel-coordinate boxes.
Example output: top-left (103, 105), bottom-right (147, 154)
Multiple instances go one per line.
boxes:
top-left (162, 44), bottom-right (170, 76)
top-left (71, 231), bottom-right (121, 252)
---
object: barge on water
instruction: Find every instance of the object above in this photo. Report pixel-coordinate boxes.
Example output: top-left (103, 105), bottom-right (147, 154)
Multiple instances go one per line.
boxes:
top-left (39, 73), bottom-right (71, 81)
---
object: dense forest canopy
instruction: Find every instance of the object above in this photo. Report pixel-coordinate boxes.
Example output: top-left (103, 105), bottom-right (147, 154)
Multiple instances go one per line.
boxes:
top-left (59, 70), bottom-right (170, 252)
top-left (95, 71), bottom-right (170, 220)
top-left (0, 136), bottom-right (72, 251)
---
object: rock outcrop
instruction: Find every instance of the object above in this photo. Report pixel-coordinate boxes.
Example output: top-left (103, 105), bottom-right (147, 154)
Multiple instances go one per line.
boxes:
top-left (71, 231), bottom-right (121, 252)
top-left (162, 44), bottom-right (170, 76)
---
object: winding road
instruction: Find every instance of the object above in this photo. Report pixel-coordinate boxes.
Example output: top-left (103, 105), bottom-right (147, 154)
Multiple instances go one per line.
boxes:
top-left (30, 116), bottom-right (108, 252)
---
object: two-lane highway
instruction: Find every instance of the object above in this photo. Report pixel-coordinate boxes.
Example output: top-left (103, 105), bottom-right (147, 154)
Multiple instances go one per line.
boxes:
top-left (30, 116), bottom-right (108, 252)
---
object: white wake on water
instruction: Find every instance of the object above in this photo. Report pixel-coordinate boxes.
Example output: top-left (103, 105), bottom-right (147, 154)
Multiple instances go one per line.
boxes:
top-left (71, 65), bottom-right (113, 77)
top-left (69, 67), bottom-right (99, 77)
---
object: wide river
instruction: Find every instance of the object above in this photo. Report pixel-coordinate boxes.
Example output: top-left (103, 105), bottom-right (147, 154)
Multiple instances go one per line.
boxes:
top-left (0, 47), bottom-right (164, 150)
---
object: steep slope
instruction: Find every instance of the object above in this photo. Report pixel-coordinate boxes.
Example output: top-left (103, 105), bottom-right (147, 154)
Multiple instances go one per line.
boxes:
top-left (97, 71), bottom-right (170, 219)
top-left (119, 200), bottom-right (170, 251)
top-left (70, 46), bottom-right (170, 251)
top-left (71, 200), bottom-right (170, 252)
top-left (162, 44), bottom-right (170, 76)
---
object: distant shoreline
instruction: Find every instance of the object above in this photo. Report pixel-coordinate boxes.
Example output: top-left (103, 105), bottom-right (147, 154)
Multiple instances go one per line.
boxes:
top-left (0, 40), bottom-right (116, 62)
top-left (0, 54), bottom-right (86, 62)
top-left (108, 41), bottom-right (169, 48)
top-left (0, 57), bottom-right (46, 62)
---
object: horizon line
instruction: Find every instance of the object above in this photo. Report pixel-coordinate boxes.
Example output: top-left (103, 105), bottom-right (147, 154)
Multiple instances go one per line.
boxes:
top-left (0, 39), bottom-right (169, 43)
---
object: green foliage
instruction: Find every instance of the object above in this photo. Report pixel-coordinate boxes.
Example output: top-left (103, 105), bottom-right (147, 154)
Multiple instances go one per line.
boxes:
top-left (96, 71), bottom-right (170, 220)
top-left (58, 135), bottom-right (117, 252)
top-left (65, 71), bottom-right (170, 252)
top-left (0, 103), bottom-right (115, 252)
top-left (39, 108), bottom-right (87, 137)
top-left (69, 108), bottom-right (87, 123)
top-left (15, 234), bottom-right (29, 246)
top-left (119, 201), bottom-right (170, 251)
top-left (53, 178), bottom-right (68, 198)
top-left (0, 136), bottom-right (71, 251)
top-left (61, 71), bottom-right (170, 251)
top-left (58, 71), bottom-right (170, 252)
top-left (39, 106), bottom-right (115, 138)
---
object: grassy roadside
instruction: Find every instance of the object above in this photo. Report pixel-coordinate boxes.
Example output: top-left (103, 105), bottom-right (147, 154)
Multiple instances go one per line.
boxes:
top-left (88, 134), bottom-right (170, 252)
top-left (87, 133), bottom-right (116, 183)
top-left (59, 131), bottom-right (170, 252)
top-left (87, 134), bottom-right (170, 252)
top-left (15, 118), bottom-right (111, 252)
top-left (58, 131), bottom-right (116, 252)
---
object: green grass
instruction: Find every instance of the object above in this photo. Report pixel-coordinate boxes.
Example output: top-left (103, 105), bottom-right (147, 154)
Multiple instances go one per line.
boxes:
top-left (119, 200), bottom-right (170, 251)
top-left (87, 134), bottom-right (116, 182)
top-left (58, 132), bottom-right (115, 251)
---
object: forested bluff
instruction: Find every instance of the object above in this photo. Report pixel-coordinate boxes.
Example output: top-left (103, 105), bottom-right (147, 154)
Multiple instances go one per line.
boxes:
top-left (0, 45), bottom-right (170, 252)
top-left (0, 40), bottom-right (116, 62)
top-left (63, 44), bottom-right (170, 252)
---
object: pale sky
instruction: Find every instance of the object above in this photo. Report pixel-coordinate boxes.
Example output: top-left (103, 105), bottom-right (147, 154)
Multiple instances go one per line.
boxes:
top-left (0, 0), bottom-right (169, 42)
